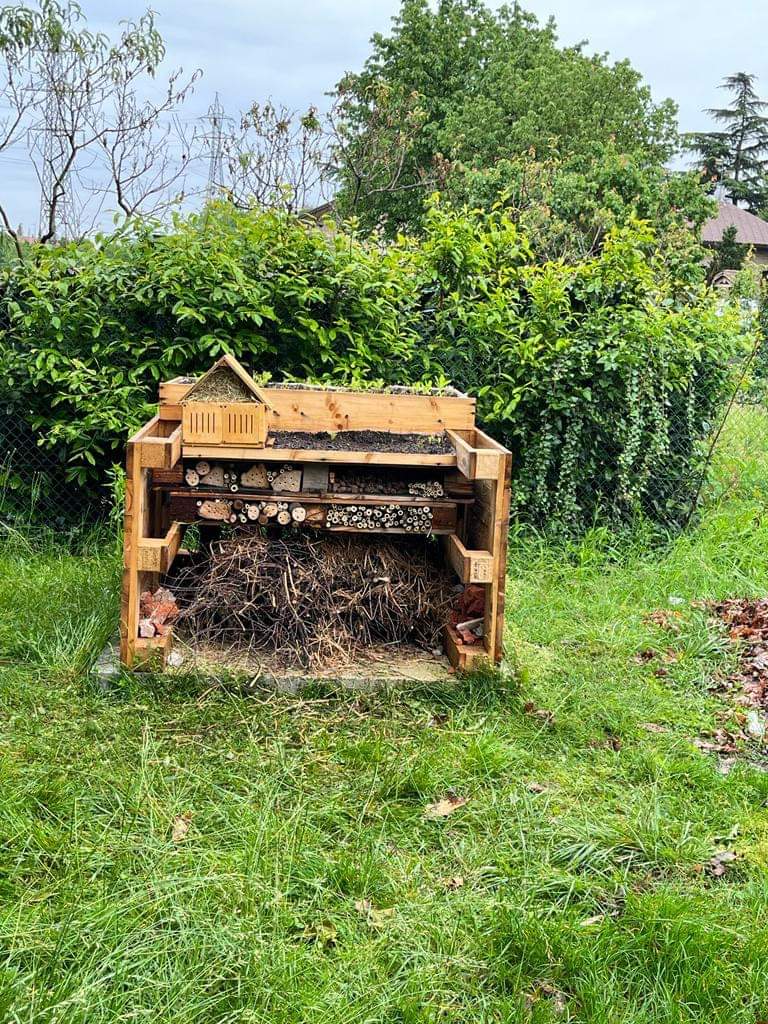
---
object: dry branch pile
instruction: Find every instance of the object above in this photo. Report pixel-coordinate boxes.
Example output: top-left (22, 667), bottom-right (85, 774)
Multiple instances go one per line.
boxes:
top-left (173, 533), bottom-right (456, 668)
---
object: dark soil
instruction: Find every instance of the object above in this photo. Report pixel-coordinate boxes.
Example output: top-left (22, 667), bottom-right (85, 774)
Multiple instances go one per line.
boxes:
top-left (270, 382), bottom-right (466, 398)
top-left (270, 430), bottom-right (453, 454)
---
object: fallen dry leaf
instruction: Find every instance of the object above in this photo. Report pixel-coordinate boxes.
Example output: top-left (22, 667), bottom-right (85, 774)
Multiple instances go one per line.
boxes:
top-left (588, 735), bottom-right (622, 751)
top-left (523, 701), bottom-right (555, 726)
top-left (425, 793), bottom-right (469, 819)
top-left (354, 899), bottom-right (395, 927)
top-left (694, 728), bottom-right (743, 755)
top-left (524, 983), bottom-right (568, 1015)
top-left (171, 811), bottom-right (192, 843)
top-left (706, 849), bottom-right (739, 878)
top-left (707, 598), bottom-right (768, 714)
top-left (633, 649), bottom-right (658, 664)
top-left (441, 875), bottom-right (465, 891)
top-left (644, 609), bottom-right (683, 634)
top-left (300, 920), bottom-right (338, 947)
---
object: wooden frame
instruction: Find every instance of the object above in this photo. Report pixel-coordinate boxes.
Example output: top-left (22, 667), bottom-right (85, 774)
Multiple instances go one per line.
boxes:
top-left (120, 366), bottom-right (512, 673)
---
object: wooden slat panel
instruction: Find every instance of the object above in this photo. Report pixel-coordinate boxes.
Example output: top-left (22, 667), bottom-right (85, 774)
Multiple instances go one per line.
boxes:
top-left (222, 403), bottom-right (267, 445)
top-left (183, 404), bottom-right (223, 443)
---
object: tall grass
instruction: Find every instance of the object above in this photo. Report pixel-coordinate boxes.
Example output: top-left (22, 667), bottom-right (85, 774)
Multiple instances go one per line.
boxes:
top-left (0, 407), bottom-right (767, 1022)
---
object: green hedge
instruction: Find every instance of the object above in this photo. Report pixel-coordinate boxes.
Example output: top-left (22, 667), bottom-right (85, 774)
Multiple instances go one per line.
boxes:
top-left (0, 200), bottom-right (750, 531)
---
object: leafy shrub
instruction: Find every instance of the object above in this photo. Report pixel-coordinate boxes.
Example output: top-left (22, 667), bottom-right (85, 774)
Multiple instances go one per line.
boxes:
top-left (0, 205), bottom-right (434, 488)
top-left (0, 200), bottom-right (750, 532)
top-left (410, 201), bottom-right (750, 528)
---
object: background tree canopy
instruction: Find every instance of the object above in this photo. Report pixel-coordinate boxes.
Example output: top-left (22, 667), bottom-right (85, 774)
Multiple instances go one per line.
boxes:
top-left (331, 0), bottom-right (681, 237)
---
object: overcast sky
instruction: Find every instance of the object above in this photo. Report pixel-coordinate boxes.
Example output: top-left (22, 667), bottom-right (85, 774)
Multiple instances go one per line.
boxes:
top-left (4, 0), bottom-right (767, 234)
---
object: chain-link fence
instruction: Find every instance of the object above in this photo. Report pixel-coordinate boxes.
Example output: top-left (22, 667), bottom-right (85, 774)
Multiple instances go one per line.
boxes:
top-left (0, 388), bottom-right (102, 531)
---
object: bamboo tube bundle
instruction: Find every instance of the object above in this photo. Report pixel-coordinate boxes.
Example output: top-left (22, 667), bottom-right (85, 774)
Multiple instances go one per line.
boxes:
top-left (172, 533), bottom-right (455, 668)
top-left (408, 480), bottom-right (445, 498)
top-left (326, 503), bottom-right (434, 532)
top-left (329, 469), bottom-right (445, 497)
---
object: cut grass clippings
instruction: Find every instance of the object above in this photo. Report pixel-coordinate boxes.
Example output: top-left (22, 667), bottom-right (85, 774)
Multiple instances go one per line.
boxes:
top-left (1, 407), bottom-right (768, 1021)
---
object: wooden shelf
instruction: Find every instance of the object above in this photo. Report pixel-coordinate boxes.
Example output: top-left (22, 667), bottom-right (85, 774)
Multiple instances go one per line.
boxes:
top-left (167, 491), bottom-right (458, 533)
top-left (168, 488), bottom-right (467, 508)
top-left (182, 442), bottom-right (457, 468)
top-left (137, 522), bottom-right (184, 573)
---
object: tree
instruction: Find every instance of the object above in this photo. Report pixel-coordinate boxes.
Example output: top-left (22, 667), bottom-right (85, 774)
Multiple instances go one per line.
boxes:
top-left (440, 143), bottom-right (715, 266)
top-left (0, 1), bottom-right (201, 258)
top-left (214, 102), bottom-right (327, 214)
top-left (330, 0), bottom-right (679, 232)
top-left (706, 225), bottom-right (748, 283)
top-left (687, 72), bottom-right (768, 212)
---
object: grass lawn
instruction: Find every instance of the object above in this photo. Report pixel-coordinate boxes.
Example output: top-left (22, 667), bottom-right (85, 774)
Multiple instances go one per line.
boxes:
top-left (2, 406), bottom-right (768, 1023)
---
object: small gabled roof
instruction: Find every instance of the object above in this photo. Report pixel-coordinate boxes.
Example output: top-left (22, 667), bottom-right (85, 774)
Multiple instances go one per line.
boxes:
top-left (702, 202), bottom-right (768, 248)
top-left (183, 354), bottom-right (270, 406)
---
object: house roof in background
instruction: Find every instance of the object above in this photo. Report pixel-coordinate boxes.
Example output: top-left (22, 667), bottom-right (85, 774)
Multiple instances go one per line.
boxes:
top-left (702, 201), bottom-right (768, 248)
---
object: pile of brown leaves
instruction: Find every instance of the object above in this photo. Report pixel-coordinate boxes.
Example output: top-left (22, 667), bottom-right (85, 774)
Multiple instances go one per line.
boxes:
top-left (709, 597), bottom-right (768, 711)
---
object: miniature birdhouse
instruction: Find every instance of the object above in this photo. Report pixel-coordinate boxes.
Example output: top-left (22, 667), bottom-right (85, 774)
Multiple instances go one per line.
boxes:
top-left (181, 354), bottom-right (269, 446)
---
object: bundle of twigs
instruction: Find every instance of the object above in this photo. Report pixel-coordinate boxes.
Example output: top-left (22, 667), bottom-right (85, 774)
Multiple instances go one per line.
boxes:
top-left (172, 533), bottom-right (455, 668)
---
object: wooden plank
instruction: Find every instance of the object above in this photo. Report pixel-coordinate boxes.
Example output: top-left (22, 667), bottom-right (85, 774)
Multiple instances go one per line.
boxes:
top-left (444, 534), bottom-right (494, 584)
top-left (134, 630), bottom-right (173, 671)
top-left (466, 452), bottom-right (512, 663)
top-left (119, 440), bottom-right (156, 668)
top-left (120, 413), bottom-right (179, 667)
top-left (444, 626), bottom-right (490, 672)
top-left (182, 443), bottom-right (457, 468)
top-left (491, 453), bottom-right (513, 663)
top-left (137, 521), bottom-right (184, 573)
top-left (118, 443), bottom-right (137, 667)
top-left (162, 380), bottom-right (475, 433)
